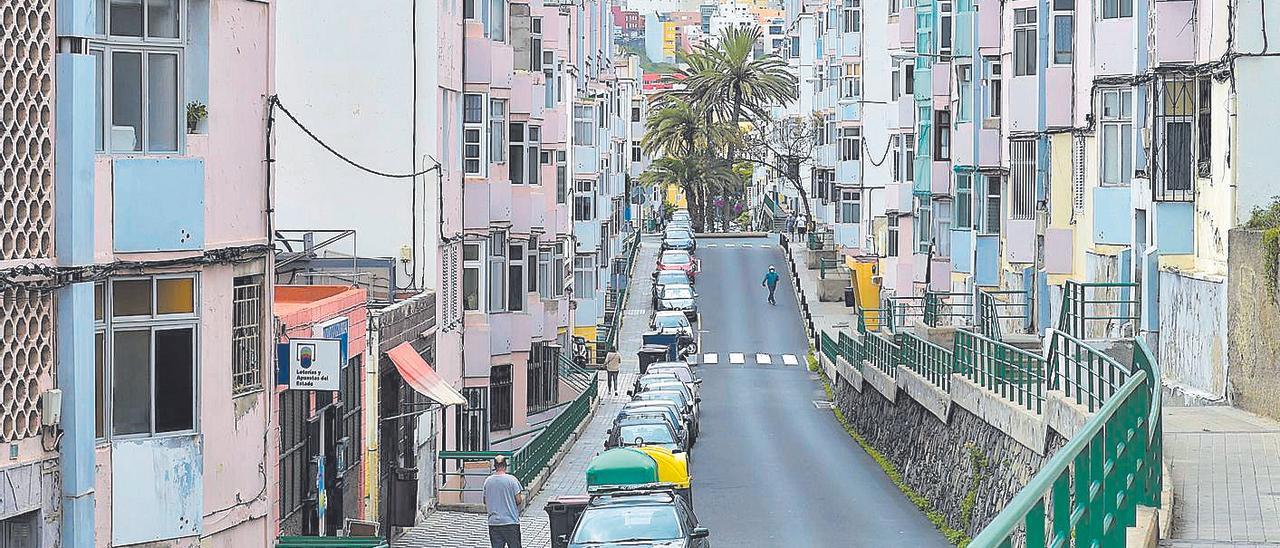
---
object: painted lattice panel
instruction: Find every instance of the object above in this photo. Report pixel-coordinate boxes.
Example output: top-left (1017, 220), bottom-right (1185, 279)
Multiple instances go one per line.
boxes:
top-left (0, 289), bottom-right (53, 442)
top-left (0, 0), bottom-right (55, 260)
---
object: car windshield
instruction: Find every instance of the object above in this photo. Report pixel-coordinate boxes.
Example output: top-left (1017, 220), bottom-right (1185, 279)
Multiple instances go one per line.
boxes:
top-left (662, 286), bottom-right (694, 299)
top-left (640, 375), bottom-right (679, 386)
top-left (618, 423), bottom-right (676, 445)
top-left (661, 251), bottom-right (691, 265)
top-left (571, 505), bottom-right (684, 543)
top-left (666, 230), bottom-right (693, 238)
top-left (640, 390), bottom-right (688, 408)
top-left (656, 272), bottom-right (690, 285)
top-left (648, 368), bottom-right (693, 382)
top-left (654, 314), bottom-right (689, 329)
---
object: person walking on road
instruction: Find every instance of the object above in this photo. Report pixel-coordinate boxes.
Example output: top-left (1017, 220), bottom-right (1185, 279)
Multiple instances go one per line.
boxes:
top-left (604, 350), bottom-right (621, 394)
top-left (762, 265), bottom-right (781, 305)
top-left (483, 455), bottom-right (524, 548)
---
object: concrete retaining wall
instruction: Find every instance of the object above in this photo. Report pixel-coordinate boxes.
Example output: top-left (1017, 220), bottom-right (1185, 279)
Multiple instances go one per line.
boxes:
top-left (1227, 229), bottom-right (1280, 420)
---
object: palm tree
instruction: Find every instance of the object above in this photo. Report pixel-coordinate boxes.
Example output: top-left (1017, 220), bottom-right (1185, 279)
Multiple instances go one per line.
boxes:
top-left (640, 155), bottom-right (740, 234)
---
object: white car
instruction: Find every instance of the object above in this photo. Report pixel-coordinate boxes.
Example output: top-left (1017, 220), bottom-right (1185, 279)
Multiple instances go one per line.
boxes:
top-left (650, 310), bottom-right (694, 338)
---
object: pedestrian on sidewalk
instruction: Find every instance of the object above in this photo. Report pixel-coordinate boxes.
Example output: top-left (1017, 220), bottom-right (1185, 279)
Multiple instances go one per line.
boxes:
top-left (762, 265), bottom-right (780, 305)
top-left (604, 350), bottom-right (621, 394)
top-left (483, 455), bottom-right (524, 548)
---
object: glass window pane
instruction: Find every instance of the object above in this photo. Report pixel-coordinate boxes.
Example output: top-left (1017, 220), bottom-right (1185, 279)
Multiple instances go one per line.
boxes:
top-left (93, 50), bottom-right (104, 151)
top-left (147, 53), bottom-right (179, 151)
top-left (463, 268), bottom-right (480, 310)
top-left (94, 283), bottom-right (105, 321)
top-left (146, 0), bottom-right (179, 38)
top-left (96, 0), bottom-right (106, 34)
top-left (95, 332), bottom-right (106, 439)
top-left (109, 0), bottom-right (143, 36)
top-left (156, 277), bottom-right (195, 314)
top-left (154, 328), bottom-right (195, 433)
top-left (112, 330), bottom-right (152, 436)
top-left (1102, 125), bottom-right (1118, 183)
top-left (112, 279), bottom-right (153, 317)
top-left (110, 51), bottom-right (143, 152)
top-left (1121, 124), bottom-right (1133, 185)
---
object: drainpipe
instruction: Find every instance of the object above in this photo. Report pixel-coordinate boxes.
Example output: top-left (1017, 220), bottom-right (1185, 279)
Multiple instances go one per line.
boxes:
top-left (54, 32), bottom-right (97, 548)
top-left (969, 1), bottom-right (982, 326)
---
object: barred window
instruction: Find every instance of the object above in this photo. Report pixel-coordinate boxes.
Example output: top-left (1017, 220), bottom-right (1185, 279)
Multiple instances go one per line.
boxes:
top-left (457, 387), bottom-right (489, 451)
top-left (338, 355), bottom-right (362, 475)
top-left (528, 342), bottom-right (560, 414)
top-left (232, 275), bottom-right (262, 395)
top-left (490, 365), bottom-right (513, 432)
top-left (279, 390), bottom-right (308, 521)
top-left (1010, 139), bottom-right (1036, 220)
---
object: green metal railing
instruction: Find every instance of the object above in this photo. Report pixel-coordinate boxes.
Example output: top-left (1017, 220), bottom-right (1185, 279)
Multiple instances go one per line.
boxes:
top-left (439, 381), bottom-right (598, 493)
top-left (864, 331), bottom-right (900, 378)
top-left (820, 331), bottom-right (839, 362)
top-left (887, 295), bottom-right (926, 332)
top-left (970, 337), bottom-right (1161, 547)
top-left (1045, 328), bottom-right (1132, 413)
top-left (818, 257), bottom-right (848, 279)
top-left (923, 290), bottom-right (974, 327)
top-left (1059, 280), bottom-right (1141, 340)
top-left (596, 233), bottom-right (641, 363)
top-left (837, 330), bottom-right (863, 366)
top-left (558, 353), bottom-right (596, 394)
top-left (276, 536), bottom-right (387, 548)
top-left (857, 307), bottom-right (892, 334)
top-left (953, 329), bottom-right (1046, 413)
top-left (977, 288), bottom-right (1031, 340)
top-left (900, 332), bottom-right (955, 390)
top-left (807, 230), bottom-right (834, 251)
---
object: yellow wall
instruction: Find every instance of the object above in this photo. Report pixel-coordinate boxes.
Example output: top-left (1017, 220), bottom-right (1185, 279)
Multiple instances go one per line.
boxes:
top-left (847, 257), bottom-right (881, 309)
top-left (662, 22), bottom-right (676, 57)
top-left (665, 183), bottom-right (687, 208)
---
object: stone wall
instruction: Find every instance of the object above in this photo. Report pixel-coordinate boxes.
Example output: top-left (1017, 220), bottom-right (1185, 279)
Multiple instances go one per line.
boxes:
top-left (828, 362), bottom-right (1068, 538)
top-left (1227, 229), bottom-right (1280, 420)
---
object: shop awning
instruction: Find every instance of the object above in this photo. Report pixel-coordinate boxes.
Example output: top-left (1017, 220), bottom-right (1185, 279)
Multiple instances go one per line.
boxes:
top-left (386, 342), bottom-right (466, 406)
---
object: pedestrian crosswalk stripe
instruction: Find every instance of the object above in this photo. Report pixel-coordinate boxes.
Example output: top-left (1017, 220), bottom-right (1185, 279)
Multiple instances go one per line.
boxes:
top-left (703, 353), bottom-right (718, 364)
top-left (740, 244), bottom-right (753, 248)
top-left (755, 353), bottom-right (771, 364)
top-left (706, 243), bottom-right (718, 248)
top-left (782, 354), bottom-right (799, 366)
top-left (729, 353), bottom-right (745, 364)
top-left (723, 243), bottom-right (737, 248)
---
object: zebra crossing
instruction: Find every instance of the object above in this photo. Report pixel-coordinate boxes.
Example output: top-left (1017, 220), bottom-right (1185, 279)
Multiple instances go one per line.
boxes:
top-left (693, 352), bottom-right (803, 367)
top-left (703, 243), bottom-right (761, 249)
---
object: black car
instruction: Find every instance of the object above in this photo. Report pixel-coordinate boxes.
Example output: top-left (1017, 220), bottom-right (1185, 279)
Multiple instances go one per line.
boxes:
top-left (566, 488), bottom-right (710, 548)
top-left (653, 270), bottom-right (693, 308)
top-left (656, 284), bottom-right (698, 322)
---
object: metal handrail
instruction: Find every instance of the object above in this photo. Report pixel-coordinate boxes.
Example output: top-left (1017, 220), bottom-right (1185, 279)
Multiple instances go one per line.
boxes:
top-left (837, 330), bottom-right (863, 367)
top-left (1044, 328), bottom-right (1132, 413)
top-left (923, 291), bottom-right (974, 327)
top-left (900, 332), bottom-right (954, 390)
top-left (818, 257), bottom-right (848, 279)
top-left (886, 295), bottom-right (926, 333)
top-left (1058, 280), bottom-right (1141, 340)
top-left (820, 331), bottom-right (839, 362)
top-left (977, 288), bottom-right (1031, 340)
top-left (864, 331), bottom-right (900, 378)
top-left (953, 329), bottom-right (1047, 413)
top-left (970, 337), bottom-right (1160, 547)
top-left (857, 306), bottom-right (892, 334)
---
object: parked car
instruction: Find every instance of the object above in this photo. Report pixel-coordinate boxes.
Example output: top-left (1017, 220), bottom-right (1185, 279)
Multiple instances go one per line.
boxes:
top-left (655, 250), bottom-right (698, 282)
top-left (652, 270), bottom-right (692, 308)
top-left (663, 229), bottom-right (696, 252)
top-left (616, 404), bottom-right (689, 446)
top-left (633, 372), bottom-right (682, 395)
top-left (621, 400), bottom-right (694, 445)
top-left (643, 364), bottom-right (701, 397)
top-left (656, 284), bottom-right (698, 322)
top-left (565, 488), bottom-right (710, 548)
top-left (606, 416), bottom-right (687, 454)
top-left (650, 311), bottom-right (694, 338)
top-left (633, 389), bottom-right (698, 440)
top-left (639, 382), bottom-right (701, 430)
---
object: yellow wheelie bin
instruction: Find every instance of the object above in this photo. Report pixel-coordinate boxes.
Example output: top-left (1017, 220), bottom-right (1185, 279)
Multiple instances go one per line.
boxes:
top-left (636, 445), bottom-right (692, 509)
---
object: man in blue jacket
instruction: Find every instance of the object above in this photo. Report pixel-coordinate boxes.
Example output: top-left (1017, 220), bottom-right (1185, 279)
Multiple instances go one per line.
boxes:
top-left (762, 265), bottom-right (780, 305)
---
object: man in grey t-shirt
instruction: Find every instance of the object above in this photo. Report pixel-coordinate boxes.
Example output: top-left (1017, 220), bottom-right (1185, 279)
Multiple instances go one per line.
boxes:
top-left (483, 455), bottom-right (524, 548)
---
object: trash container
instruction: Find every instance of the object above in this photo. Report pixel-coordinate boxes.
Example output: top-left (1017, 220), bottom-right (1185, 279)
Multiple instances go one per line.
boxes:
top-left (546, 495), bottom-right (591, 548)
top-left (638, 344), bottom-right (672, 374)
top-left (843, 286), bottom-right (856, 308)
top-left (388, 467), bottom-right (419, 527)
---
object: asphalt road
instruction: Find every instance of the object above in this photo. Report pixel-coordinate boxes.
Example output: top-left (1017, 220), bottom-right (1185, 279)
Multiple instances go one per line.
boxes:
top-left (684, 235), bottom-right (949, 547)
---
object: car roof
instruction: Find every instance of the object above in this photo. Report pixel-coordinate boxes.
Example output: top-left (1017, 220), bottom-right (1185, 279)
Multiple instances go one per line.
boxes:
top-left (654, 310), bottom-right (687, 319)
top-left (651, 361), bottom-right (691, 369)
top-left (617, 417), bottom-right (677, 430)
top-left (660, 284), bottom-right (693, 292)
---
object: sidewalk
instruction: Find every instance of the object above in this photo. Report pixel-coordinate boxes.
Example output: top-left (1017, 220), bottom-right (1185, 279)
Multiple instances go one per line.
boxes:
top-left (1161, 406), bottom-right (1280, 546)
top-left (397, 236), bottom-right (659, 548)
top-left (782, 237), bottom-right (856, 338)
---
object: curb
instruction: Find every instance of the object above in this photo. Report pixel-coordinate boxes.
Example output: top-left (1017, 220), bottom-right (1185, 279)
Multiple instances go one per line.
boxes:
top-left (693, 231), bottom-right (770, 239)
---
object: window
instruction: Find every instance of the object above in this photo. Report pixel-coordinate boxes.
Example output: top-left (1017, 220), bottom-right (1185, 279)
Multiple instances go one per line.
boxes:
top-left (487, 0), bottom-right (506, 41)
top-left (1100, 88), bottom-right (1133, 186)
top-left (983, 57), bottom-right (1002, 118)
top-left (891, 60), bottom-right (902, 101)
top-left (936, 201), bottom-right (953, 256)
top-left (528, 342), bottom-right (560, 414)
top-left (1010, 139), bottom-right (1036, 220)
top-left (955, 173), bottom-right (973, 228)
top-left (935, 110), bottom-right (951, 160)
top-left (488, 231), bottom-right (508, 313)
top-left (916, 199), bottom-right (933, 254)
top-left (982, 175), bottom-right (1002, 234)
top-left (464, 93), bottom-right (485, 175)
top-left (892, 134), bottom-right (903, 182)
top-left (838, 190), bottom-right (861, 224)
top-left (464, 0), bottom-right (476, 19)
top-left (338, 355), bottom-right (362, 476)
top-left (92, 0), bottom-right (184, 153)
top-left (99, 275), bottom-right (199, 438)
top-left (956, 64), bottom-right (973, 122)
top-left (631, 105), bottom-right (641, 123)
top-left (1197, 76), bottom-right (1211, 175)
top-left (529, 126), bottom-right (541, 185)
top-left (457, 387), bottom-right (489, 451)
top-left (573, 255), bottom-right (596, 298)
top-left (490, 99), bottom-right (507, 163)
top-left (543, 51), bottom-right (556, 108)
top-left (790, 36), bottom-right (800, 57)
top-left (537, 248), bottom-right (554, 299)
top-left (939, 1), bottom-right (953, 58)
top-left (905, 132), bottom-right (916, 182)
top-left (904, 62), bottom-right (915, 94)
top-left (1155, 78), bottom-right (1196, 200)
top-left (509, 121), bottom-right (525, 183)
top-left (843, 0), bottom-right (861, 32)
top-left (574, 179), bottom-right (594, 220)
top-left (509, 243), bottom-right (525, 312)
top-left (279, 390), bottom-right (308, 519)
top-left (840, 65), bottom-right (856, 99)
top-left (463, 243), bottom-right (482, 311)
top-left (891, 0), bottom-right (901, 15)
top-left (1053, 13), bottom-right (1073, 64)
top-left (526, 237), bottom-right (538, 293)
top-left (489, 365), bottom-right (513, 432)
top-left (573, 105), bottom-right (594, 146)
top-left (231, 275), bottom-right (262, 396)
top-left (1102, 0), bottom-right (1132, 19)
top-left (1014, 8), bottom-right (1037, 76)
top-left (531, 17), bottom-right (544, 71)
top-left (887, 215), bottom-right (900, 257)
top-left (840, 127), bottom-right (861, 162)
top-left (556, 150), bottom-right (568, 204)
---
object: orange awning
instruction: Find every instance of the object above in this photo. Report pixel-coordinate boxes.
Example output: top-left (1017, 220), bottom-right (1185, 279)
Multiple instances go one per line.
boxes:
top-left (386, 342), bottom-right (466, 406)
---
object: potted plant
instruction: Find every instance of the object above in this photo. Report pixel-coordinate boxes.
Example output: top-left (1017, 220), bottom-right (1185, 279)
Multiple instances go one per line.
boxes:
top-left (186, 101), bottom-right (207, 133)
